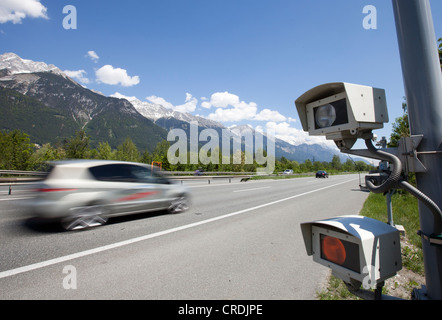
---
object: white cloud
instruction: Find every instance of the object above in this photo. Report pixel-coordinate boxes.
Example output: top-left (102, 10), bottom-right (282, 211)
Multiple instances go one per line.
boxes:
top-left (264, 121), bottom-right (335, 147)
top-left (146, 95), bottom-right (175, 109)
top-left (208, 100), bottom-right (258, 122)
top-left (204, 91), bottom-right (286, 123)
top-left (146, 93), bottom-right (198, 113)
top-left (205, 91), bottom-right (257, 122)
top-left (110, 92), bottom-right (138, 101)
top-left (254, 109), bottom-right (287, 122)
top-left (201, 101), bottom-right (211, 109)
top-left (87, 51), bottom-right (99, 63)
top-left (175, 93), bottom-right (198, 113)
top-left (64, 69), bottom-right (90, 84)
top-left (95, 65), bottom-right (140, 87)
top-left (203, 91), bottom-right (240, 109)
top-left (0, 0), bottom-right (48, 24)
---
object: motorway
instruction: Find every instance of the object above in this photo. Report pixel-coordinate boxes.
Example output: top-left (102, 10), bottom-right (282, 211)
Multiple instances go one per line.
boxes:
top-left (0, 174), bottom-right (369, 300)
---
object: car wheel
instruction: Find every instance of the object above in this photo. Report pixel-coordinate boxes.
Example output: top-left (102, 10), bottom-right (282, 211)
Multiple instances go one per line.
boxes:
top-left (168, 195), bottom-right (189, 214)
top-left (62, 204), bottom-right (109, 231)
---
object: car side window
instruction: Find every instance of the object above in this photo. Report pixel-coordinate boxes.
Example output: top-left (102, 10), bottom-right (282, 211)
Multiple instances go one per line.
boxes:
top-left (129, 165), bottom-right (155, 183)
top-left (90, 164), bottom-right (170, 184)
top-left (129, 165), bottom-right (170, 184)
top-left (89, 164), bottom-right (134, 182)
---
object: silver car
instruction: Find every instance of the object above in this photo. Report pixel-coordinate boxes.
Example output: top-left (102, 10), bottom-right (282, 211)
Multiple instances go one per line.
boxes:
top-left (28, 160), bottom-right (190, 230)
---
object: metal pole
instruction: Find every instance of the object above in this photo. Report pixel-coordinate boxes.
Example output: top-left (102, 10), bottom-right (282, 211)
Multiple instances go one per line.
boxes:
top-left (377, 137), bottom-right (396, 227)
top-left (387, 190), bottom-right (394, 227)
top-left (392, 0), bottom-right (442, 300)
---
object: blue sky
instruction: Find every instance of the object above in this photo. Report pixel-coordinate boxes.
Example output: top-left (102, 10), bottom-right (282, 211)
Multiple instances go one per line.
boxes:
top-left (1, 0), bottom-right (442, 149)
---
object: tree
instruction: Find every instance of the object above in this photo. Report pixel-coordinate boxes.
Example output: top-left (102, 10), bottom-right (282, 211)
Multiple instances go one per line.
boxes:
top-left (354, 160), bottom-right (369, 172)
top-left (438, 38), bottom-right (442, 70)
top-left (301, 159), bottom-right (313, 172)
top-left (331, 155), bottom-right (342, 171)
top-left (388, 98), bottom-right (410, 148)
top-left (0, 130), bottom-right (35, 170)
top-left (291, 160), bottom-right (300, 173)
top-left (313, 161), bottom-right (322, 171)
top-left (342, 158), bottom-right (356, 172)
top-left (31, 143), bottom-right (65, 171)
top-left (140, 149), bottom-right (152, 165)
top-left (115, 137), bottom-right (140, 162)
top-left (64, 130), bottom-right (90, 159)
top-left (96, 141), bottom-right (114, 160)
top-left (152, 140), bottom-right (171, 170)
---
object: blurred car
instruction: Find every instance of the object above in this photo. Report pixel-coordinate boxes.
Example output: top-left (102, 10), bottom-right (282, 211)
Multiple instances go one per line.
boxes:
top-left (27, 160), bottom-right (190, 230)
top-left (316, 170), bottom-right (329, 178)
top-left (283, 169), bottom-right (293, 175)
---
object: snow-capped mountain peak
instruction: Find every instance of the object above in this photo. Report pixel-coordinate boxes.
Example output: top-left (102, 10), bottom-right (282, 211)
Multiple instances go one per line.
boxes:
top-left (112, 93), bottom-right (177, 122)
top-left (0, 52), bottom-right (64, 75)
top-left (111, 92), bottom-right (225, 129)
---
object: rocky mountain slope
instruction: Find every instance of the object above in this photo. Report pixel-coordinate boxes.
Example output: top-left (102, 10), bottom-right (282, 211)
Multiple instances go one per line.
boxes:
top-left (0, 53), bottom-right (167, 151)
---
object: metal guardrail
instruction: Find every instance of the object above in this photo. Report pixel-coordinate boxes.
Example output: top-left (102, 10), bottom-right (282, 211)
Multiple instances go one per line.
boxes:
top-left (0, 170), bottom-right (46, 181)
top-left (0, 169), bottom-right (345, 194)
top-left (170, 175), bottom-right (253, 184)
top-left (0, 170), bottom-right (47, 176)
top-left (0, 170), bottom-right (255, 177)
top-left (0, 170), bottom-right (47, 195)
top-left (0, 170), bottom-right (255, 195)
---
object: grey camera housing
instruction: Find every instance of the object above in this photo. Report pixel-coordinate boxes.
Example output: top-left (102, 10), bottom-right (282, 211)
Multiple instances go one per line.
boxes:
top-left (295, 82), bottom-right (389, 149)
top-left (301, 215), bottom-right (402, 289)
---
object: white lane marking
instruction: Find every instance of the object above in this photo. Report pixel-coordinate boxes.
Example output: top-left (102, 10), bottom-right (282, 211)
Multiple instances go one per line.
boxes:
top-left (0, 197), bottom-right (32, 201)
top-left (186, 176), bottom-right (330, 188)
top-left (233, 186), bottom-right (271, 193)
top-left (0, 178), bottom-right (357, 280)
top-left (189, 182), bottom-right (242, 188)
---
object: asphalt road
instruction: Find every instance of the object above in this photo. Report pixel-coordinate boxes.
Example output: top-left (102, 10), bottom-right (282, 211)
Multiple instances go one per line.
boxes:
top-left (0, 174), bottom-right (369, 300)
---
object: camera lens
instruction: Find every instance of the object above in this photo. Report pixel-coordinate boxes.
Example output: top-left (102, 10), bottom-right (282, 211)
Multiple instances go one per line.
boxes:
top-left (315, 104), bottom-right (336, 128)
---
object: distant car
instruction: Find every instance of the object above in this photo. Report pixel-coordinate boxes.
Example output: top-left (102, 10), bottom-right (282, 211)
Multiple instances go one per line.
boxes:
top-left (194, 169), bottom-right (204, 176)
top-left (316, 170), bottom-right (329, 178)
top-left (283, 169), bottom-right (293, 175)
top-left (27, 160), bottom-right (190, 230)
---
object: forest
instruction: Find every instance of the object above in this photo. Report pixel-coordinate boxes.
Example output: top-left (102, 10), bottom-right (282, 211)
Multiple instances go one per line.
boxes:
top-left (0, 129), bottom-right (374, 174)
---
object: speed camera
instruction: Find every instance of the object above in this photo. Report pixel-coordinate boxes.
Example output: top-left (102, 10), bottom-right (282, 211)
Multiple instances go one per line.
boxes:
top-left (301, 215), bottom-right (402, 289)
top-left (295, 82), bottom-right (389, 149)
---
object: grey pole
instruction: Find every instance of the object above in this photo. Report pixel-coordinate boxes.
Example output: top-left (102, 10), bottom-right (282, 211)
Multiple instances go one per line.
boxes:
top-left (392, 0), bottom-right (442, 300)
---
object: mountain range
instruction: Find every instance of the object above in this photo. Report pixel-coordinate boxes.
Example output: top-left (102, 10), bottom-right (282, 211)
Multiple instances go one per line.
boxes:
top-left (0, 52), bottom-right (344, 163)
